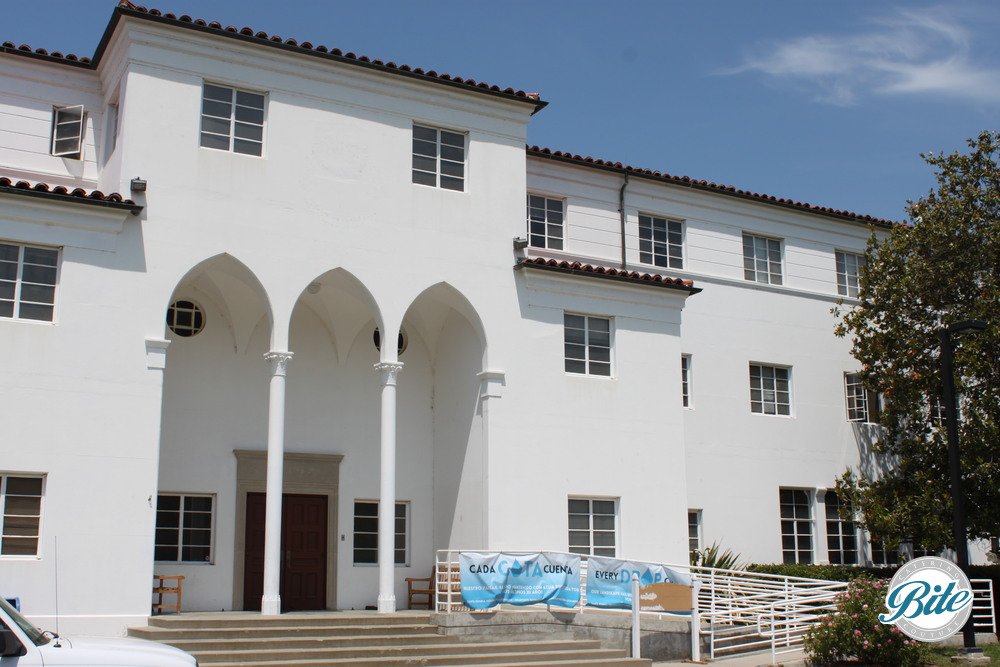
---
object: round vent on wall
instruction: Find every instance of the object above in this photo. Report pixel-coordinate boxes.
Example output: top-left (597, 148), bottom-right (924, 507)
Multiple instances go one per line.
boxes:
top-left (167, 299), bottom-right (205, 337)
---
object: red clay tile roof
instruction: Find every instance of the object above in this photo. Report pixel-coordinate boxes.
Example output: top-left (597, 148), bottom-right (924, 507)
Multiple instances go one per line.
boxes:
top-left (1, 2), bottom-right (547, 113)
top-left (516, 256), bottom-right (701, 294)
top-left (527, 146), bottom-right (899, 229)
top-left (0, 177), bottom-right (143, 214)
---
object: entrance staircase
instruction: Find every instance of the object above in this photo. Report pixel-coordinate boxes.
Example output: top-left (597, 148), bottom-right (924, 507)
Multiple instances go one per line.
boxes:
top-left (128, 612), bottom-right (651, 666)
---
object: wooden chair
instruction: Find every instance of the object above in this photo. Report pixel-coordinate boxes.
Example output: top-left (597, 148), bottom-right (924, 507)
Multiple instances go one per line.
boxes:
top-left (152, 574), bottom-right (185, 615)
top-left (405, 569), bottom-right (435, 609)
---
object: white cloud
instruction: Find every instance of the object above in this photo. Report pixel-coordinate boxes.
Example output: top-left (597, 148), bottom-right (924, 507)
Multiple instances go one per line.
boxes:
top-left (731, 7), bottom-right (1000, 105)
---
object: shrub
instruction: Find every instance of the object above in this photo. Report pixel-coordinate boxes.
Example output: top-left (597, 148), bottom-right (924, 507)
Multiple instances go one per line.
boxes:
top-left (803, 578), bottom-right (930, 666)
top-left (692, 541), bottom-right (745, 569)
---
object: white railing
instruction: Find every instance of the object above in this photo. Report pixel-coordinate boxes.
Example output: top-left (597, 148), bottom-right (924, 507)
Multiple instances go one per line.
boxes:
top-left (970, 579), bottom-right (997, 633)
top-left (433, 549), bottom-right (849, 661)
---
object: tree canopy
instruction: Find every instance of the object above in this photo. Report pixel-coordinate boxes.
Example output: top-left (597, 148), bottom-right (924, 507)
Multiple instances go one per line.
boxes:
top-left (835, 131), bottom-right (1000, 553)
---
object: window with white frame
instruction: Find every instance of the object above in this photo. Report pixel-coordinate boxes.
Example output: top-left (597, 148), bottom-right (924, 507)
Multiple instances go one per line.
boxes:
top-left (564, 314), bottom-right (611, 376)
top-left (681, 354), bottom-right (692, 407)
top-left (527, 195), bottom-right (564, 250)
top-left (412, 125), bottom-right (465, 191)
top-left (51, 105), bottom-right (85, 158)
top-left (845, 373), bottom-right (880, 423)
top-left (639, 214), bottom-right (683, 269)
top-left (779, 488), bottom-right (813, 564)
top-left (688, 510), bottom-right (702, 559)
top-left (568, 497), bottom-right (617, 557)
top-left (742, 233), bottom-right (783, 285)
top-left (353, 500), bottom-right (408, 565)
top-left (154, 494), bottom-right (214, 562)
top-left (166, 300), bottom-right (205, 337)
top-left (0, 242), bottom-right (58, 322)
top-left (749, 364), bottom-right (791, 415)
top-left (871, 540), bottom-right (900, 566)
top-left (824, 491), bottom-right (858, 565)
top-left (0, 475), bottom-right (43, 557)
top-left (200, 83), bottom-right (265, 156)
top-left (835, 251), bottom-right (864, 298)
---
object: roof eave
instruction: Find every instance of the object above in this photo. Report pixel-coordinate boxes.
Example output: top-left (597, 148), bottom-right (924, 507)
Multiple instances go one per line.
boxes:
top-left (0, 184), bottom-right (143, 215)
top-left (515, 260), bottom-right (701, 295)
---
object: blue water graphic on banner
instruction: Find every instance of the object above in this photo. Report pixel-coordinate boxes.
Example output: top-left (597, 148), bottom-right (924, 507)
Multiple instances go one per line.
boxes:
top-left (459, 552), bottom-right (581, 610)
top-left (585, 556), bottom-right (691, 609)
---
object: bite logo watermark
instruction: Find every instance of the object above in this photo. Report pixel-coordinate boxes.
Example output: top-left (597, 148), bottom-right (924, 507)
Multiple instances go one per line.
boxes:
top-left (878, 556), bottom-right (973, 642)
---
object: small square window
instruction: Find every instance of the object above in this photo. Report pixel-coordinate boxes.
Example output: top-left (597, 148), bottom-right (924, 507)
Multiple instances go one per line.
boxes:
top-left (51, 105), bottom-right (85, 158)
top-left (412, 125), bottom-right (465, 191)
top-left (155, 494), bottom-right (214, 562)
top-left (836, 251), bottom-right (864, 298)
top-left (568, 497), bottom-right (617, 557)
top-left (743, 233), bottom-right (783, 285)
top-left (527, 195), bottom-right (564, 250)
top-left (564, 314), bottom-right (612, 377)
top-left (750, 364), bottom-right (791, 415)
top-left (639, 214), bottom-right (683, 269)
top-left (200, 84), bottom-right (265, 156)
top-left (779, 488), bottom-right (813, 564)
top-left (353, 500), bottom-right (409, 566)
top-left (0, 475), bottom-right (44, 557)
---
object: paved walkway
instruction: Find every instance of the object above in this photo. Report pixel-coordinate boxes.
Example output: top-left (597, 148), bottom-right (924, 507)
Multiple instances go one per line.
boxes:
top-left (652, 648), bottom-right (807, 666)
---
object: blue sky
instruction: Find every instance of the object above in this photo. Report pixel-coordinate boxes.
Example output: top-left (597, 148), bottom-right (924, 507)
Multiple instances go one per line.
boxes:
top-left (5, 1), bottom-right (998, 221)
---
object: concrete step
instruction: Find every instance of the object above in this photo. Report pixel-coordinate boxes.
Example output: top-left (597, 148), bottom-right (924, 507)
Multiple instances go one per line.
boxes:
top-left (147, 613), bottom-right (430, 629)
top-left (201, 648), bottom-right (645, 666)
top-left (130, 623), bottom-right (439, 641)
top-left (188, 639), bottom-right (607, 663)
top-left (160, 632), bottom-right (453, 652)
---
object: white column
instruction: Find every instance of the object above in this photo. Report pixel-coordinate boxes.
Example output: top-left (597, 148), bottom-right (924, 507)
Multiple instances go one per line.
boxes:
top-left (375, 361), bottom-right (403, 613)
top-left (261, 350), bottom-right (293, 615)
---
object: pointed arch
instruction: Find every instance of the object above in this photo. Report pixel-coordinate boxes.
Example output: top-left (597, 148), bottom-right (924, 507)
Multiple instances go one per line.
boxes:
top-left (402, 281), bottom-right (488, 369)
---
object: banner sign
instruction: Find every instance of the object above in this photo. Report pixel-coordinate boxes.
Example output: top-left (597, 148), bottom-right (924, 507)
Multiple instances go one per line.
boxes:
top-left (586, 556), bottom-right (691, 609)
top-left (459, 552), bottom-right (581, 610)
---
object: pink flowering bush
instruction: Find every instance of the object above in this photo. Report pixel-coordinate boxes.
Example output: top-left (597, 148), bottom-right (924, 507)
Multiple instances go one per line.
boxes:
top-left (803, 578), bottom-right (930, 666)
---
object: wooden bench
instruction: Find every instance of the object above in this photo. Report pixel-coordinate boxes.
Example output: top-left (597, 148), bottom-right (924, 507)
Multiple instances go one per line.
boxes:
top-left (405, 570), bottom-right (435, 609)
top-left (152, 574), bottom-right (185, 615)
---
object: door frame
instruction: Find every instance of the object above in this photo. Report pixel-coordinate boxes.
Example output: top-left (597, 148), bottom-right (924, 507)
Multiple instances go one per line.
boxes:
top-left (232, 450), bottom-right (342, 611)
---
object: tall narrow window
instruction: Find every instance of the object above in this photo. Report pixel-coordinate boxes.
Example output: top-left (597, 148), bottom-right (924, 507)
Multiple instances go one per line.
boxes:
top-left (527, 195), bottom-right (564, 250)
top-left (681, 354), bottom-right (692, 407)
top-left (0, 243), bottom-right (58, 322)
top-left (568, 497), bottom-right (617, 557)
top-left (743, 233), bottom-right (783, 285)
top-left (824, 491), bottom-right (858, 565)
top-left (749, 364), bottom-right (791, 415)
top-left (0, 476), bottom-right (43, 557)
top-left (639, 214), bottom-right (683, 269)
top-left (353, 500), bottom-right (409, 565)
top-left (200, 84), bottom-right (265, 156)
top-left (688, 510), bottom-right (702, 559)
top-left (779, 489), bottom-right (813, 564)
top-left (154, 494), bottom-right (214, 562)
top-left (412, 125), bottom-right (465, 191)
top-left (564, 314), bottom-right (612, 377)
top-left (51, 105), bottom-right (85, 158)
top-left (835, 251), bottom-right (864, 298)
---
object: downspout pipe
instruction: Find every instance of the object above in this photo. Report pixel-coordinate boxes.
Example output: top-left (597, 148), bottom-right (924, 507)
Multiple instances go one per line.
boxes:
top-left (618, 173), bottom-right (629, 269)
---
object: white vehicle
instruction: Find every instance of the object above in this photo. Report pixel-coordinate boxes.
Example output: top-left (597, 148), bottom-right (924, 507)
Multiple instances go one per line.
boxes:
top-left (0, 597), bottom-right (195, 667)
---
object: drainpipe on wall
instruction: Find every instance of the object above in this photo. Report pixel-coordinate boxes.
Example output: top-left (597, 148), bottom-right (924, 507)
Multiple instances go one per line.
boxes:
top-left (618, 173), bottom-right (629, 269)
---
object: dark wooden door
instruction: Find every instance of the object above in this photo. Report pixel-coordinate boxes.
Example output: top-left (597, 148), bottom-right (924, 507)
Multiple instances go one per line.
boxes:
top-left (243, 493), bottom-right (328, 611)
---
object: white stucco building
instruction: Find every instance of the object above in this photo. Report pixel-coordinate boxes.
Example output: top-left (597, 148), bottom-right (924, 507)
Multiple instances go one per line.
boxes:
top-left (0, 1), bottom-right (944, 637)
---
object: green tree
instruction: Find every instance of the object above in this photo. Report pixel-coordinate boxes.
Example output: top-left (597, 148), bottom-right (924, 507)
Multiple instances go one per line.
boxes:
top-left (834, 131), bottom-right (1000, 553)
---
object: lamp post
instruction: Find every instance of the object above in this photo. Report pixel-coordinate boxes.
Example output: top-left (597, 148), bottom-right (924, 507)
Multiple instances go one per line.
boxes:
top-left (938, 319), bottom-right (987, 655)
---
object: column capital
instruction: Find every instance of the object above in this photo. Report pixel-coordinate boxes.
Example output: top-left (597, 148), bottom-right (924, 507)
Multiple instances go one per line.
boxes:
top-left (264, 351), bottom-right (294, 376)
top-left (145, 337), bottom-right (170, 370)
top-left (374, 361), bottom-right (404, 386)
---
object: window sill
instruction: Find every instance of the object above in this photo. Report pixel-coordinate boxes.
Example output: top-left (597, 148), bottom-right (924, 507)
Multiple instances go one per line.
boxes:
top-left (154, 560), bottom-right (215, 566)
top-left (352, 563), bottom-right (411, 568)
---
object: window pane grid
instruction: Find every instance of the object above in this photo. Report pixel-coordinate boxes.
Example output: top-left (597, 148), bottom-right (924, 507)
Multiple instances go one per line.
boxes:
top-left (639, 214), bottom-right (683, 269)
top-left (200, 85), bottom-right (264, 156)
top-left (824, 492), bottom-right (858, 565)
top-left (836, 251), bottom-right (864, 298)
top-left (688, 510), bottom-right (701, 557)
top-left (155, 494), bottom-right (213, 562)
top-left (353, 501), bottom-right (408, 565)
top-left (0, 243), bottom-right (57, 322)
top-left (51, 105), bottom-right (85, 158)
top-left (527, 195), bottom-right (564, 250)
top-left (565, 314), bottom-right (611, 376)
top-left (681, 355), bottom-right (691, 407)
top-left (568, 498), bottom-right (616, 557)
top-left (750, 364), bottom-right (790, 415)
top-left (743, 233), bottom-right (783, 285)
top-left (412, 125), bottom-right (465, 191)
top-left (844, 373), bottom-right (869, 422)
top-left (779, 489), bottom-right (812, 564)
top-left (0, 476), bottom-right (43, 557)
